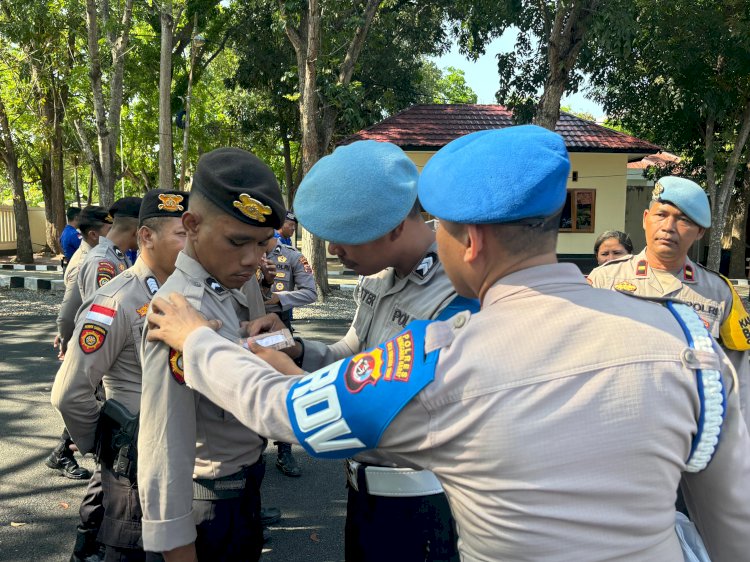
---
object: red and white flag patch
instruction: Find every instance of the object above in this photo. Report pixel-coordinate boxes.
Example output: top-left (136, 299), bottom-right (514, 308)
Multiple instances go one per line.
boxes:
top-left (85, 304), bottom-right (117, 326)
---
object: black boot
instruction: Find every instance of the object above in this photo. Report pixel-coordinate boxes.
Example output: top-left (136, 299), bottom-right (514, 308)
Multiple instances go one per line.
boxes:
top-left (46, 443), bottom-right (91, 480)
top-left (70, 526), bottom-right (104, 562)
top-left (260, 506), bottom-right (281, 526)
top-left (275, 442), bottom-right (301, 477)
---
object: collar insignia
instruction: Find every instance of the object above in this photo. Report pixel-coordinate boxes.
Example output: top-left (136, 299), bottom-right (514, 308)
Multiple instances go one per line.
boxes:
top-left (636, 260), bottom-right (648, 277)
top-left (136, 303), bottom-right (149, 317)
top-left (157, 193), bottom-right (184, 212)
top-left (145, 276), bottom-right (159, 295)
top-left (206, 277), bottom-right (226, 294)
top-left (652, 181), bottom-right (664, 200)
top-left (114, 247), bottom-right (125, 260)
top-left (233, 194), bottom-right (272, 223)
top-left (684, 264), bottom-right (695, 282)
top-left (414, 252), bottom-right (438, 280)
top-left (614, 281), bottom-right (637, 293)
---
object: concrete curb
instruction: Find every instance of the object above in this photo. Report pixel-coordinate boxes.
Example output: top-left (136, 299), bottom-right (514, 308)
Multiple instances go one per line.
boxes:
top-left (0, 263), bottom-right (62, 272)
top-left (0, 274), bottom-right (64, 291)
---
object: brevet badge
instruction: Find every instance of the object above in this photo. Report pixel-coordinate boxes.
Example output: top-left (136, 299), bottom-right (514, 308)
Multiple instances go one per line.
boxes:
top-left (233, 194), bottom-right (272, 223)
top-left (157, 193), bottom-right (184, 212)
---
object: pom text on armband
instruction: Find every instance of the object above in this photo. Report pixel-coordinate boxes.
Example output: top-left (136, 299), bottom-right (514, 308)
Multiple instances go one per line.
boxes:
top-left (291, 365), bottom-right (365, 454)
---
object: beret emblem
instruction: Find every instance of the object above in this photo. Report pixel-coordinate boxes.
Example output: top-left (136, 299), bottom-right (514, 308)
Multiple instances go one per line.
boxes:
top-left (157, 193), bottom-right (184, 212)
top-left (105, 214), bottom-right (114, 223)
top-left (652, 181), bottom-right (664, 200)
top-left (233, 193), bottom-right (272, 223)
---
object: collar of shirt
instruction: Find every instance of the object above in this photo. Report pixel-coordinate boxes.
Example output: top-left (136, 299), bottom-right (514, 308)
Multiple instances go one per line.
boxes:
top-left (407, 241), bottom-right (441, 285)
top-left (173, 251), bottom-right (247, 306)
top-left (636, 248), bottom-right (698, 285)
top-left (484, 263), bottom-right (588, 309)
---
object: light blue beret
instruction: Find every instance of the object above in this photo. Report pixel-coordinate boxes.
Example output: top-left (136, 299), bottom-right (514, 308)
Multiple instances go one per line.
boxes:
top-left (652, 176), bottom-right (711, 228)
top-left (294, 140), bottom-right (418, 244)
top-left (418, 125), bottom-right (570, 223)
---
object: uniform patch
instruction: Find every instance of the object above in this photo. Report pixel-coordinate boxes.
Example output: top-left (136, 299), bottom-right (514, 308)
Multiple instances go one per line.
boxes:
top-left (275, 272), bottom-right (287, 279)
top-left (636, 260), bottom-right (648, 277)
top-left (145, 277), bottom-right (159, 295)
top-left (114, 248), bottom-right (125, 260)
top-left (169, 349), bottom-right (185, 384)
top-left (414, 252), bottom-right (438, 279)
top-left (79, 323), bottom-right (107, 353)
top-left (275, 282), bottom-right (284, 291)
top-left (277, 255), bottom-right (288, 263)
top-left (86, 303), bottom-right (117, 325)
top-left (299, 256), bottom-right (312, 274)
top-left (205, 277), bottom-right (226, 294)
top-left (157, 193), bottom-right (184, 212)
top-left (233, 193), bottom-right (272, 222)
top-left (614, 281), bottom-right (637, 293)
top-left (136, 303), bottom-right (149, 317)
top-left (345, 330), bottom-right (414, 393)
top-left (118, 263), bottom-right (126, 272)
top-left (97, 261), bottom-right (116, 287)
top-left (684, 264), bottom-right (695, 282)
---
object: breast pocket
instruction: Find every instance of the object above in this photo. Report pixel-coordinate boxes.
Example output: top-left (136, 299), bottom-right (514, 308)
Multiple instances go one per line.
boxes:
top-left (387, 301), bottom-right (415, 332)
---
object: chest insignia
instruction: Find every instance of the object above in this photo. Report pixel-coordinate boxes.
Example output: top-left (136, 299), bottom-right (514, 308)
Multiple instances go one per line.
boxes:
top-left (275, 272), bottom-right (287, 279)
top-left (118, 263), bottom-right (126, 272)
top-left (169, 349), bottom-right (185, 384)
top-left (158, 193), bottom-right (184, 212)
top-left (614, 281), bottom-right (637, 293)
top-left (414, 252), bottom-right (438, 280)
top-left (684, 264), bottom-right (695, 282)
top-left (205, 277), bottom-right (226, 295)
top-left (145, 276), bottom-right (159, 295)
top-left (277, 255), bottom-right (288, 263)
top-left (636, 260), bottom-right (648, 277)
top-left (79, 323), bottom-right (107, 354)
top-left (233, 193), bottom-right (271, 223)
top-left (275, 282), bottom-right (285, 291)
top-left (136, 303), bottom-right (149, 317)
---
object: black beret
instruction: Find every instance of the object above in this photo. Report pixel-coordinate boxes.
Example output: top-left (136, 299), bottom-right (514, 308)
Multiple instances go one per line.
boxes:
top-left (78, 205), bottom-right (112, 229)
top-left (192, 147), bottom-right (285, 229)
top-left (109, 196), bottom-right (143, 219)
top-left (285, 211), bottom-right (297, 223)
top-left (139, 189), bottom-right (189, 224)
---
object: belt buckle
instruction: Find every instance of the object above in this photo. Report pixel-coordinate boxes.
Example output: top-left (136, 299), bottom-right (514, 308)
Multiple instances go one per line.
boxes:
top-left (345, 459), bottom-right (360, 492)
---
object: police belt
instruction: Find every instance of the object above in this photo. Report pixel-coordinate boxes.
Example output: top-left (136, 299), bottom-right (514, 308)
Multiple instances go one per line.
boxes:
top-left (193, 461), bottom-right (264, 501)
top-left (345, 459), bottom-right (443, 497)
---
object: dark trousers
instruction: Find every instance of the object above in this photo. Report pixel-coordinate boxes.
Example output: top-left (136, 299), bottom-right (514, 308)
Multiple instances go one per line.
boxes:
top-left (192, 462), bottom-right (266, 562)
top-left (345, 485), bottom-right (460, 562)
top-left (80, 466), bottom-right (105, 530)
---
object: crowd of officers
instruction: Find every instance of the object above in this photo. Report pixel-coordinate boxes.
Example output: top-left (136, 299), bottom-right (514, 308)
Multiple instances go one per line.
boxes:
top-left (46, 125), bottom-right (750, 562)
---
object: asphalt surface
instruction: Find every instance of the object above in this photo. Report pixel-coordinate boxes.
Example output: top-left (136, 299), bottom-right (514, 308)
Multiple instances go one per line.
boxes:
top-left (0, 290), bottom-right (352, 562)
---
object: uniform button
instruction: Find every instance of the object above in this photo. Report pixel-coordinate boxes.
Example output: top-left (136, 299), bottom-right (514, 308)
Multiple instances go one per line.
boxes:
top-left (192, 282), bottom-right (201, 287)
top-left (681, 348), bottom-right (698, 368)
top-left (453, 314), bottom-right (466, 329)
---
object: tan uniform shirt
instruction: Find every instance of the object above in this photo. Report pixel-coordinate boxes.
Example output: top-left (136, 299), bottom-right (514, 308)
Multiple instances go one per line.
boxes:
top-left (78, 236), bottom-right (131, 301)
top-left (51, 259), bottom-right (158, 454)
top-left (56, 240), bottom-right (92, 346)
top-left (264, 243), bottom-right (317, 314)
top-left (588, 248), bottom-right (750, 426)
top-left (138, 252), bottom-right (265, 553)
top-left (179, 263), bottom-right (750, 562)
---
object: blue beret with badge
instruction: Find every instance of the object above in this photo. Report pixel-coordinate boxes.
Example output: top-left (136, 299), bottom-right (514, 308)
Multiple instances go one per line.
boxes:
top-left (418, 125), bottom-right (570, 224)
top-left (651, 176), bottom-right (711, 228)
top-left (295, 140), bottom-right (418, 244)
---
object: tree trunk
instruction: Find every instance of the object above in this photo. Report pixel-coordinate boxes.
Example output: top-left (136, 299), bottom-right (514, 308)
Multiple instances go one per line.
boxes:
top-left (0, 92), bottom-right (33, 263)
top-left (88, 167), bottom-right (94, 205)
top-left (728, 194), bottom-right (748, 279)
top-left (159, 0), bottom-right (175, 190)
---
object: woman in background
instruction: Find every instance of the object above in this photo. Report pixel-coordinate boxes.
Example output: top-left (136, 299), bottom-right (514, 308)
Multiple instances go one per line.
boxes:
top-left (594, 230), bottom-right (633, 265)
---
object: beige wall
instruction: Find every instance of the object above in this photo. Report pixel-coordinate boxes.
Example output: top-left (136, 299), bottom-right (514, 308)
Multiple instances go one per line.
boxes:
top-left (0, 206), bottom-right (51, 252)
top-left (405, 150), bottom-right (629, 256)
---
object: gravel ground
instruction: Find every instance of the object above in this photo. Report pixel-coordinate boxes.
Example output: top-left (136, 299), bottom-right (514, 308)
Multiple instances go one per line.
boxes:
top-left (0, 286), bottom-right (357, 322)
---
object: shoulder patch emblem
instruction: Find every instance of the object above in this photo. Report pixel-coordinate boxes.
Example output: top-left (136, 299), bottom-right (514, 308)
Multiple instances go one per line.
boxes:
top-left (97, 261), bottom-right (116, 287)
top-left (345, 330), bottom-right (415, 393)
top-left (614, 281), bottom-right (637, 293)
top-left (114, 248), bottom-right (125, 260)
top-left (299, 255), bottom-right (313, 274)
top-left (145, 277), bottom-right (159, 295)
top-left (79, 323), bottom-right (107, 353)
top-left (169, 349), bottom-right (185, 384)
top-left (233, 193), bottom-right (272, 223)
top-left (136, 303), bottom-right (149, 317)
top-left (414, 252), bottom-right (438, 279)
top-left (86, 303), bottom-right (117, 325)
top-left (205, 277), bottom-right (226, 295)
top-left (157, 193), bottom-right (184, 212)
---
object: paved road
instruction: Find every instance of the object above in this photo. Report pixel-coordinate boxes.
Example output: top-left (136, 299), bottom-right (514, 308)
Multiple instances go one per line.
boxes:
top-left (0, 293), bottom-right (351, 562)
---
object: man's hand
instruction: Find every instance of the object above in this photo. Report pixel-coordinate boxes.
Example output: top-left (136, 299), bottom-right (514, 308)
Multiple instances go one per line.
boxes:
top-left (245, 313), bottom-right (287, 336)
top-left (53, 335), bottom-right (66, 361)
top-left (147, 293), bottom-right (221, 352)
top-left (163, 543), bottom-right (198, 562)
top-left (247, 342), bottom-right (304, 375)
top-left (264, 293), bottom-right (281, 305)
top-left (259, 255), bottom-right (277, 285)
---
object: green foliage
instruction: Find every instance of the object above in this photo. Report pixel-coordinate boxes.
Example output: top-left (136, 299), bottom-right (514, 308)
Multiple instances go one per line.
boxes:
top-left (420, 63), bottom-right (478, 104)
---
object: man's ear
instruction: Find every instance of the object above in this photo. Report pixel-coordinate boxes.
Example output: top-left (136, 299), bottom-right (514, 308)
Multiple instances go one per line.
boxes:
top-left (139, 226), bottom-right (155, 249)
top-left (464, 224), bottom-right (484, 264)
top-left (696, 227), bottom-right (706, 240)
top-left (389, 220), bottom-right (406, 241)
top-left (182, 211), bottom-right (200, 237)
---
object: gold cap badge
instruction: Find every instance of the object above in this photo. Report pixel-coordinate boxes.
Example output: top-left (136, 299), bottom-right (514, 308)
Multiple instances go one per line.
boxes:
top-left (233, 193), bottom-right (272, 223)
top-left (105, 214), bottom-right (114, 223)
top-left (157, 193), bottom-right (184, 212)
top-left (652, 181), bottom-right (664, 200)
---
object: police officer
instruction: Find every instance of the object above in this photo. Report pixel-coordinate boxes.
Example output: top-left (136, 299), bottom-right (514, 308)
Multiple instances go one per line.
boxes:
top-left (61, 206), bottom-right (83, 267)
top-left (260, 235), bottom-right (317, 477)
top-left (78, 196), bottom-right (142, 301)
top-left (588, 176), bottom-right (750, 428)
top-left (146, 126), bottom-right (750, 562)
top-left (52, 189), bottom-right (188, 561)
top-left (274, 211), bottom-right (297, 246)
top-left (250, 140), bottom-right (476, 562)
top-left (137, 148), bottom-right (286, 562)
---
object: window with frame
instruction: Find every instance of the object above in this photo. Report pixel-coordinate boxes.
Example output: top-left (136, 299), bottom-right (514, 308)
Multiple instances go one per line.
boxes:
top-left (559, 189), bottom-right (595, 233)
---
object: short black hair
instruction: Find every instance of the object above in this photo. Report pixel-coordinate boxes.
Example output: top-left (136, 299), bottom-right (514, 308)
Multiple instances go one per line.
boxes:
top-left (66, 207), bottom-right (81, 222)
